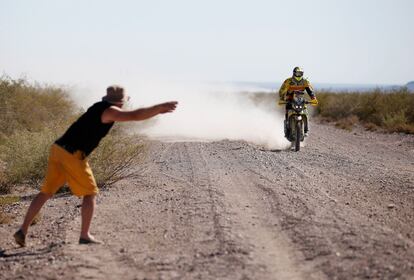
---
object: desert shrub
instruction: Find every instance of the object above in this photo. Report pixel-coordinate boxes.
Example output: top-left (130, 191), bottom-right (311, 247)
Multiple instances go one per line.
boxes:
top-left (0, 126), bottom-right (63, 189)
top-left (0, 76), bottom-right (77, 144)
top-left (0, 160), bottom-right (7, 193)
top-left (317, 89), bottom-right (414, 133)
top-left (363, 122), bottom-right (379, 131)
top-left (317, 93), bottom-right (357, 120)
top-left (89, 131), bottom-right (147, 189)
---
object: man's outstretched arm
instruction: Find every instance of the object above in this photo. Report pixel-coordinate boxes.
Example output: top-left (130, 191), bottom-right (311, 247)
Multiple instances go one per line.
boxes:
top-left (101, 101), bottom-right (178, 123)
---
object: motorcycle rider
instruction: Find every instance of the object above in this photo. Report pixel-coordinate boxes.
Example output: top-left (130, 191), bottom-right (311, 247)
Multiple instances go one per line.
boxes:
top-left (278, 67), bottom-right (318, 137)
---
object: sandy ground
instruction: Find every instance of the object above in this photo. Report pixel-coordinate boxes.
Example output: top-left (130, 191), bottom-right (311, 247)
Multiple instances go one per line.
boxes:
top-left (1, 123), bottom-right (413, 280)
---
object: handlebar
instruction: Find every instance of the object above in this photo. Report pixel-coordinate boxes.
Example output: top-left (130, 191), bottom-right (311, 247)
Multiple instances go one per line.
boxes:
top-left (278, 100), bottom-right (316, 106)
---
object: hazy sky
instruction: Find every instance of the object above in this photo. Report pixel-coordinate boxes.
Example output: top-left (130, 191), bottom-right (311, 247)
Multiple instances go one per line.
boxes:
top-left (1, 0), bottom-right (413, 86)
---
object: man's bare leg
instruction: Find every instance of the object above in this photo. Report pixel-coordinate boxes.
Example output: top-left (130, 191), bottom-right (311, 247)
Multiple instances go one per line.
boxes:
top-left (79, 194), bottom-right (101, 243)
top-left (14, 192), bottom-right (52, 246)
top-left (21, 192), bottom-right (52, 234)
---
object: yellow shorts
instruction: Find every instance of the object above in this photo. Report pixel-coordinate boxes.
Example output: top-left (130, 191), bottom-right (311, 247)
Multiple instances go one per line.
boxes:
top-left (40, 144), bottom-right (98, 197)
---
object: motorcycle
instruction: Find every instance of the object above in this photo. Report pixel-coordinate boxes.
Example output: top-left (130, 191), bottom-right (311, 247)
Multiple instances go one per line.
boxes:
top-left (279, 92), bottom-right (312, 152)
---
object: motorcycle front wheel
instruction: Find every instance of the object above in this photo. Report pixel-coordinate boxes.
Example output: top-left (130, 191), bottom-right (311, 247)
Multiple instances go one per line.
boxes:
top-left (295, 121), bottom-right (302, 152)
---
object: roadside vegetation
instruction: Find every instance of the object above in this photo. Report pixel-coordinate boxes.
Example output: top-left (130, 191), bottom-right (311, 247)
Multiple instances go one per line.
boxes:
top-left (316, 88), bottom-right (414, 133)
top-left (0, 76), bottom-right (146, 199)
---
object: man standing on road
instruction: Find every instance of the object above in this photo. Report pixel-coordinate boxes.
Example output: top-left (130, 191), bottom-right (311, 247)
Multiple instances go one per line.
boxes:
top-left (278, 67), bottom-right (318, 137)
top-left (14, 85), bottom-right (178, 246)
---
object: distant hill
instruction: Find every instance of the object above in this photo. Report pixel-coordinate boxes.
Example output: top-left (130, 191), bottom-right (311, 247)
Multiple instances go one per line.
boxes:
top-left (406, 81), bottom-right (414, 92)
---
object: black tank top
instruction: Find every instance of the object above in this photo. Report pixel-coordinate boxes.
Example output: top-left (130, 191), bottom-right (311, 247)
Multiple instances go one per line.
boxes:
top-left (55, 101), bottom-right (114, 156)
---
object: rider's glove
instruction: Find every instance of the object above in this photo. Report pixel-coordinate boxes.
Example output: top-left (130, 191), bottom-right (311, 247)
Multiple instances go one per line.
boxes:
top-left (309, 98), bottom-right (318, 106)
top-left (277, 99), bottom-right (285, 106)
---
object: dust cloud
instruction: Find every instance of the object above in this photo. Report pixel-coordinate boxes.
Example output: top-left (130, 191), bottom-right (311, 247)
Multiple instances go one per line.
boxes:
top-left (70, 81), bottom-right (290, 150)
top-left (127, 82), bottom-right (290, 150)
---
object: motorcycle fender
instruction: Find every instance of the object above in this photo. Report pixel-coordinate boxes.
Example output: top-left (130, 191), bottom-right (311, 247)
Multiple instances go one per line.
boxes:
top-left (296, 116), bottom-right (302, 121)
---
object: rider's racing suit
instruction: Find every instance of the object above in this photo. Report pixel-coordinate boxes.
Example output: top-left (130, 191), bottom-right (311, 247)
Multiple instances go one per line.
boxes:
top-left (278, 77), bottom-right (317, 137)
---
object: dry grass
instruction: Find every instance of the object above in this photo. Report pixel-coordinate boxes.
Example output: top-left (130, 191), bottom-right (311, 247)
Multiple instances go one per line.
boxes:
top-left (0, 76), bottom-right (75, 192)
top-left (316, 89), bottom-right (414, 133)
top-left (0, 195), bottom-right (21, 206)
top-left (0, 76), bottom-right (77, 144)
top-left (0, 127), bottom-right (62, 190)
top-left (89, 129), bottom-right (148, 189)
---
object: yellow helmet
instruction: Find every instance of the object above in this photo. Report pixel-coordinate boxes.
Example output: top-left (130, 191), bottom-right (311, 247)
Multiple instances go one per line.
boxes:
top-left (293, 66), bottom-right (304, 81)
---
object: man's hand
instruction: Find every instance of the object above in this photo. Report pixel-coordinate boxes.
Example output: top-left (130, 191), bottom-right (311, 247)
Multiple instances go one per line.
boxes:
top-left (156, 101), bottom-right (178, 114)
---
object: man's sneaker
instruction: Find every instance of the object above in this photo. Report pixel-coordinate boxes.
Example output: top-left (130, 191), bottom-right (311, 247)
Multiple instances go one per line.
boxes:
top-left (13, 229), bottom-right (26, 247)
top-left (304, 132), bottom-right (309, 137)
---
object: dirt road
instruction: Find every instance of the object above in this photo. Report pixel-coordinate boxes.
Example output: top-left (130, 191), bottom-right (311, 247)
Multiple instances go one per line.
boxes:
top-left (1, 123), bottom-right (413, 279)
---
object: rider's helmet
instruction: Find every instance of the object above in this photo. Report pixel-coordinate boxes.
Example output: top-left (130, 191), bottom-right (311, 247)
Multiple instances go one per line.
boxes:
top-left (292, 66), bottom-right (304, 82)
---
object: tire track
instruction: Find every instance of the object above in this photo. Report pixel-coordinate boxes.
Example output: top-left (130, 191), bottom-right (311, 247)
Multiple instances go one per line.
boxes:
top-left (197, 142), bottom-right (326, 279)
